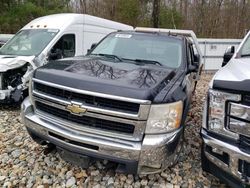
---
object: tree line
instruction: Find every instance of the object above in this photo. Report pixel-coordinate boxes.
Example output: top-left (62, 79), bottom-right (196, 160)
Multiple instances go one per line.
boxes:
top-left (0, 0), bottom-right (249, 38)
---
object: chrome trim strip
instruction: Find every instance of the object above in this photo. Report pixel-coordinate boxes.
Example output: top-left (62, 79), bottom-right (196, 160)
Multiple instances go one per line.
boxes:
top-left (32, 78), bottom-right (151, 104)
top-left (33, 91), bottom-right (150, 120)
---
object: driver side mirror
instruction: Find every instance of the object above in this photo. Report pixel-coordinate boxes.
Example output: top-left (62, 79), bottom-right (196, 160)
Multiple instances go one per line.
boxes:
top-left (187, 64), bottom-right (199, 74)
top-left (222, 46), bottom-right (235, 67)
top-left (194, 54), bottom-right (200, 63)
top-left (87, 43), bottom-right (97, 54)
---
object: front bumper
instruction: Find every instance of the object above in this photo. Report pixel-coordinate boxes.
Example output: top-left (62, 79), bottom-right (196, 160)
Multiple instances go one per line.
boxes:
top-left (201, 129), bottom-right (250, 187)
top-left (21, 97), bottom-right (183, 174)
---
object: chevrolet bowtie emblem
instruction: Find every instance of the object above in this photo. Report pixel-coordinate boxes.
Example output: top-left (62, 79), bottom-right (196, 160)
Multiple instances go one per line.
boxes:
top-left (66, 104), bottom-right (87, 115)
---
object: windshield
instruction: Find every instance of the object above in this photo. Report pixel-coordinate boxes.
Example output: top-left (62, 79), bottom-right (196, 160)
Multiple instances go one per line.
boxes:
top-left (90, 33), bottom-right (183, 68)
top-left (0, 29), bottom-right (58, 56)
top-left (241, 34), bottom-right (250, 57)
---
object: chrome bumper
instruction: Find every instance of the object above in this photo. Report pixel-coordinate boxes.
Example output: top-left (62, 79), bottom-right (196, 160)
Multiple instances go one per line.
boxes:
top-left (202, 130), bottom-right (250, 185)
top-left (21, 97), bottom-right (183, 174)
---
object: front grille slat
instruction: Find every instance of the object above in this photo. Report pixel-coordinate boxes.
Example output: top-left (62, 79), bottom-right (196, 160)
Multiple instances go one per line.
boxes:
top-left (36, 102), bottom-right (135, 134)
top-left (243, 95), bottom-right (250, 105)
top-left (34, 82), bottom-right (140, 113)
top-left (238, 159), bottom-right (250, 177)
top-left (239, 135), bottom-right (250, 155)
top-left (228, 102), bottom-right (250, 137)
top-left (0, 73), bottom-right (2, 90)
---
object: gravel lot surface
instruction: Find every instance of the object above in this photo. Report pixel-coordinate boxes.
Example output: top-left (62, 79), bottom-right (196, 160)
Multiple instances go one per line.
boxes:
top-left (0, 73), bottom-right (229, 188)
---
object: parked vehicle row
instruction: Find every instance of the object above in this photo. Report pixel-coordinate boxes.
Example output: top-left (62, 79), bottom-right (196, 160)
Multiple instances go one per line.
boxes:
top-left (0, 13), bottom-right (249, 188)
top-left (0, 13), bottom-right (132, 103)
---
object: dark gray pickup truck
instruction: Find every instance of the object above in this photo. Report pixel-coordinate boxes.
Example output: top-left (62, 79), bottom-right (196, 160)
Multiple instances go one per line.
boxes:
top-left (21, 28), bottom-right (202, 174)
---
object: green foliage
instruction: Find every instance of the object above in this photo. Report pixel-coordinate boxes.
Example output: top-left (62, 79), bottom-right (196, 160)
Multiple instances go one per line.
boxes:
top-left (0, 0), bottom-right (72, 33)
top-left (159, 7), bottom-right (183, 29)
top-left (116, 0), bottom-right (141, 26)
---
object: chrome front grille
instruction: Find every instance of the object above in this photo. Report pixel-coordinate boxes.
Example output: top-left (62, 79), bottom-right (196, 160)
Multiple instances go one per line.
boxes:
top-left (34, 82), bottom-right (140, 114)
top-left (0, 73), bottom-right (2, 90)
top-left (36, 101), bottom-right (135, 134)
top-left (32, 78), bottom-right (151, 141)
top-left (228, 102), bottom-right (250, 137)
top-left (243, 94), bottom-right (250, 105)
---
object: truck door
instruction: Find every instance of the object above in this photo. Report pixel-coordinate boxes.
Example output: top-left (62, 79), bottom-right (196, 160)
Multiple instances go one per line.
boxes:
top-left (185, 43), bottom-right (196, 99)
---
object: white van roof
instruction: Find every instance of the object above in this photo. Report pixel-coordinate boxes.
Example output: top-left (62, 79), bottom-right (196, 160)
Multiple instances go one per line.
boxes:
top-left (22, 13), bottom-right (133, 31)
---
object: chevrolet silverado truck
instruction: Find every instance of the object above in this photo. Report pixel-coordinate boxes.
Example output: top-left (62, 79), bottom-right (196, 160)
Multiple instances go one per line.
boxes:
top-left (201, 31), bottom-right (250, 187)
top-left (21, 27), bottom-right (202, 174)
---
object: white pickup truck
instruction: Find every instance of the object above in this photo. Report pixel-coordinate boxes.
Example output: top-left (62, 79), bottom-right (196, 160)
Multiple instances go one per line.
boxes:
top-left (0, 14), bottom-right (132, 103)
top-left (201, 31), bottom-right (250, 188)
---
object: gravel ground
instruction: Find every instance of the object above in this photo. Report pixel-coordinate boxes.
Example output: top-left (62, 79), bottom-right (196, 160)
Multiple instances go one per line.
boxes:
top-left (0, 73), bottom-right (229, 188)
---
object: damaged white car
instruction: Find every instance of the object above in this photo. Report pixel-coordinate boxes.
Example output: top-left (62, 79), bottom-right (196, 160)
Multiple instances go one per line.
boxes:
top-left (0, 13), bottom-right (132, 103)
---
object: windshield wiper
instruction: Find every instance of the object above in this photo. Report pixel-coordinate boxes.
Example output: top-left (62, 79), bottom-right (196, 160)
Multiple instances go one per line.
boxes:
top-left (122, 58), bottom-right (162, 66)
top-left (91, 53), bottom-right (122, 62)
top-left (241, 53), bottom-right (250, 57)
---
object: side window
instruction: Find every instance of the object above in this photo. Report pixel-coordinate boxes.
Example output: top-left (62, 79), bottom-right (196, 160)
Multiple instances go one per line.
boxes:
top-left (51, 34), bottom-right (75, 59)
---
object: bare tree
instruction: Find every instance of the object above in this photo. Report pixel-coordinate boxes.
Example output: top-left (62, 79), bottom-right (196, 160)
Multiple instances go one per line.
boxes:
top-left (152, 0), bottom-right (160, 28)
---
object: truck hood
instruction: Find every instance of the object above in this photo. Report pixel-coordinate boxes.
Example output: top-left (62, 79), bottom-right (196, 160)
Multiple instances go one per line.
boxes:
top-left (0, 55), bottom-right (35, 72)
top-left (213, 58), bottom-right (250, 92)
top-left (34, 57), bottom-right (177, 100)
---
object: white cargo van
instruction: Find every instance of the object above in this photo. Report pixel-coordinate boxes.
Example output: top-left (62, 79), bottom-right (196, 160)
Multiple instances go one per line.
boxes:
top-left (0, 13), bottom-right (132, 102)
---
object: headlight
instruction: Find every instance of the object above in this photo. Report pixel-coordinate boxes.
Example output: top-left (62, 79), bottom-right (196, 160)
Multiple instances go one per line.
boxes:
top-left (146, 101), bottom-right (183, 134)
top-left (207, 89), bottom-right (241, 138)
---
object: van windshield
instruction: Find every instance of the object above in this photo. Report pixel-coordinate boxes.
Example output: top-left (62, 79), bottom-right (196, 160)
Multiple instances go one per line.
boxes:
top-left (0, 29), bottom-right (58, 56)
top-left (90, 32), bottom-right (183, 68)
